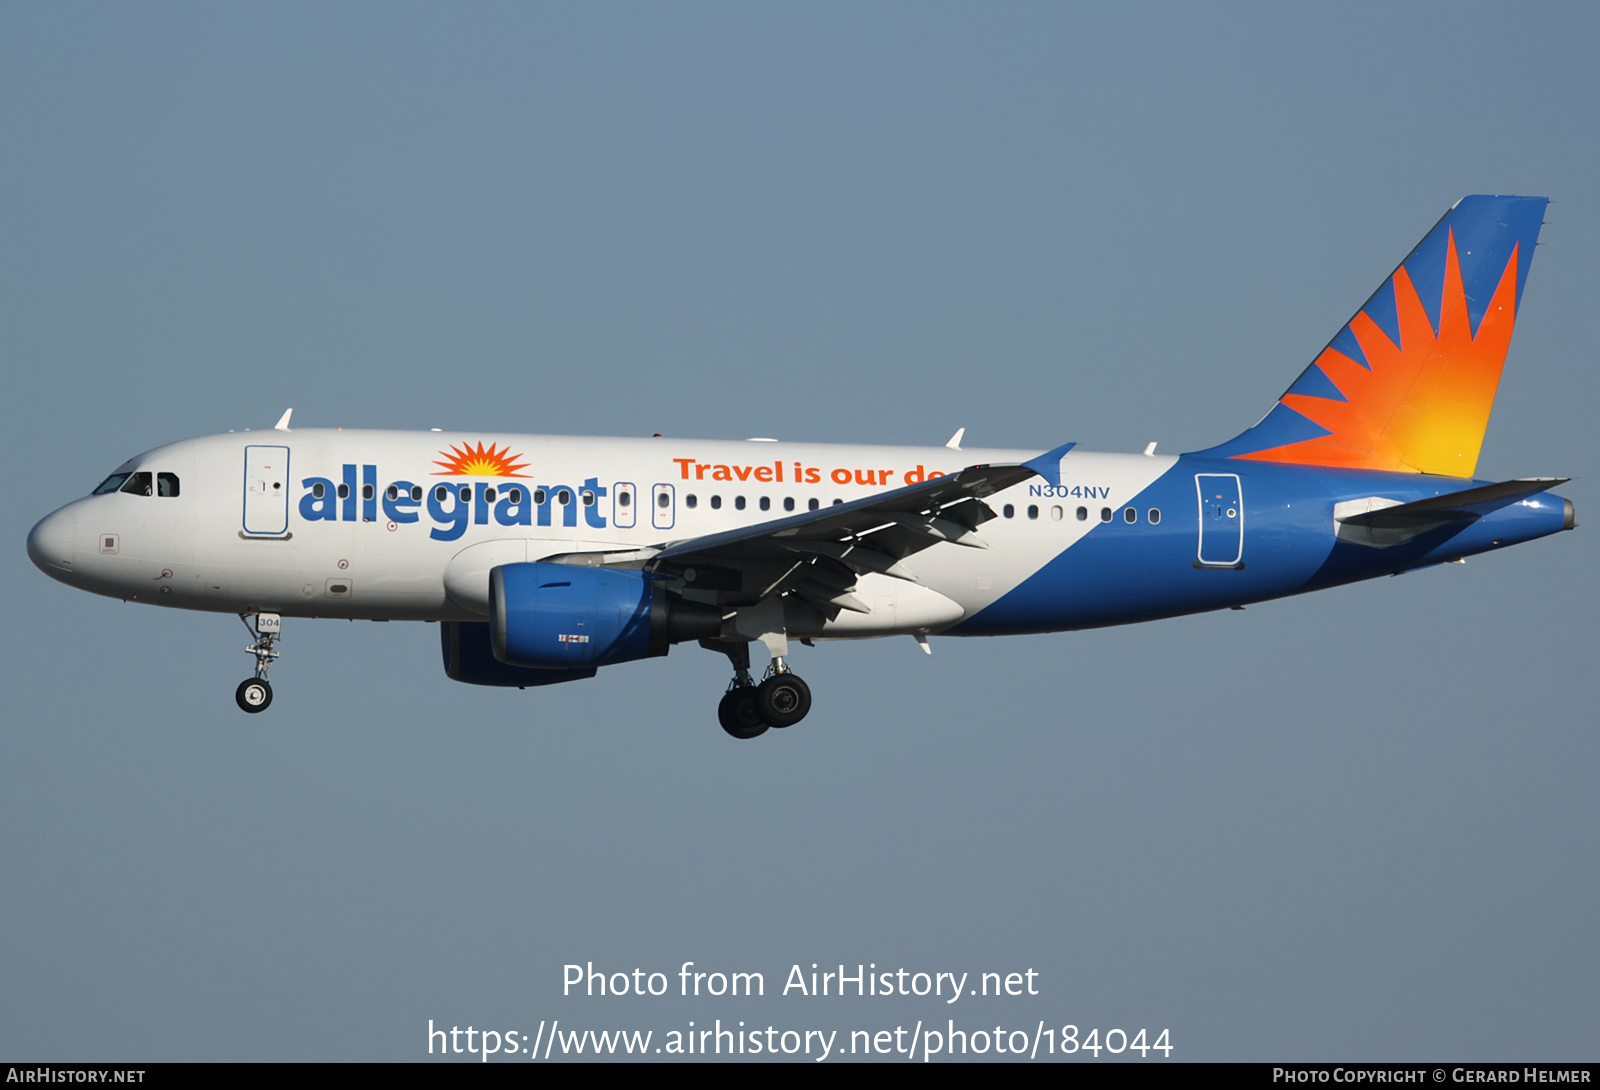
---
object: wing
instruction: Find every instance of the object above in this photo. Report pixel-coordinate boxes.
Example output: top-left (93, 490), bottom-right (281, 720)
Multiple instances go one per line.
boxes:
top-left (539, 443), bottom-right (1075, 620)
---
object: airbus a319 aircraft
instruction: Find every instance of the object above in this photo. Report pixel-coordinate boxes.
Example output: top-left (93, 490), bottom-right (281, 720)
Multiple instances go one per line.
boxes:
top-left (27, 196), bottom-right (1575, 738)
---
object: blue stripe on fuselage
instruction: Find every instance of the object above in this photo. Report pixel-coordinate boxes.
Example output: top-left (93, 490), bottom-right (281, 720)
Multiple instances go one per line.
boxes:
top-left (950, 459), bottom-right (1569, 636)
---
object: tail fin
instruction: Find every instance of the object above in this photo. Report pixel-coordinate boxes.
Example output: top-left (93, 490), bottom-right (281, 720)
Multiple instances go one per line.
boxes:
top-left (1198, 195), bottom-right (1547, 478)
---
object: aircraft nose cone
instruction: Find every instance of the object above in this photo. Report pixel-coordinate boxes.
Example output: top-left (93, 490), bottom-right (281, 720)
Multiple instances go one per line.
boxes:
top-left (26, 508), bottom-right (77, 576)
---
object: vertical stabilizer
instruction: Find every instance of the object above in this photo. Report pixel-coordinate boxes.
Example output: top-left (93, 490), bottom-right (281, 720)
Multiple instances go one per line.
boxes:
top-left (1197, 196), bottom-right (1547, 477)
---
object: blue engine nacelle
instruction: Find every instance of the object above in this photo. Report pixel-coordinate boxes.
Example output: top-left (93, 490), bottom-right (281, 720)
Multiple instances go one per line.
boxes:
top-left (441, 620), bottom-right (596, 687)
top-left (490, 562), bottom-right (724, 670)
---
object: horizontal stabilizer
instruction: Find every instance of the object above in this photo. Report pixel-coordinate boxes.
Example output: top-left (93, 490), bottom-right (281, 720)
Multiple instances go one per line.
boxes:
top-left (1338, 477), bottom-right (1567, 530)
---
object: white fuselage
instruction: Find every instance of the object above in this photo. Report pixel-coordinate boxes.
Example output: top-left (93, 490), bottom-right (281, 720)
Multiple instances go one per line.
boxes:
top-left (29, 429), bottom-right (1176, 638)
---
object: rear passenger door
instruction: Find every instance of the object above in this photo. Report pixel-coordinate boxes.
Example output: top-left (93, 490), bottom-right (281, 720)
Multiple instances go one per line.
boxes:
top-left (1194, 473), bottom-right (1243, 567)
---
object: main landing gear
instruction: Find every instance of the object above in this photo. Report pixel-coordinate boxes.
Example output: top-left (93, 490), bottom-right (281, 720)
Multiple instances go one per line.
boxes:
top-left (713, 642), bottom-right (812, 739)
top-left (236, 613), bottom-right (281, 713)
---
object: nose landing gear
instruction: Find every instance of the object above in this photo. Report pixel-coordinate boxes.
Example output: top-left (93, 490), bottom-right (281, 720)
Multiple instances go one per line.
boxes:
top-left (709, 642), bottom-right (811, 739)
top-left (236, 613), bottom-right (281, 714)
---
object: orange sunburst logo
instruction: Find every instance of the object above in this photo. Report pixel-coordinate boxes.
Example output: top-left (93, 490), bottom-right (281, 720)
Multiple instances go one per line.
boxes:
top-left (1239, 229), bottom-right (1520, 478)
top-left (431, 441), bottom-right (531, 478)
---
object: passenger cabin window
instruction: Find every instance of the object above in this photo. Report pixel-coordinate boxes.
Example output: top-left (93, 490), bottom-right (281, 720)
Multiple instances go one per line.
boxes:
top-left (337, 483), bottom-right (350, 500)
top-left (735, 496), bottom-right (746, 511)
top-left (120, 472), bottom-right (153, 496)
top-left (508, 487), bottom-right (523, 504)
top-left (686, 494), bottom-right (698, 509)
top-left (459, 485), bottom-right (471, 502)
top-left (434, 485), bottom-right (449, 502)
top-left (1124, 507), bottom-right (1137, 523)
top-left (314, 482), bottom-right (327, 499)
top-left (1148, 508), bottom-right (1161, 524)
top-left (1003, 504), bottom-right (1015, 518)
top-left (657, 491), bottom-right (670, 509)
top-left (783, 497), bottom-right (795, 512)
top-left (410, 485), bottom-right (422, 502)
top-left (93, 473), bottom-right (131, 495)
top-left (1027, 504), bottom-right (1039, 520)
top-left (1100, 507), bottom-right (1112, 522)
top-left (157, 473), bottom-right (180, 497)
top-left (362, 483), bottom-right (374, 501)
top-left (619, 491), bottom-right (631, 508)
top-left (1076, 506), bottom-right (1088, 521)
top-left (808, 498), bottom-right (819, 511)
top-left (710, 495), bottom-right (722, 510)
top-left (386, 485), bottom-right (398, 501)
top-left (759, 496), bottom-right (771, 511)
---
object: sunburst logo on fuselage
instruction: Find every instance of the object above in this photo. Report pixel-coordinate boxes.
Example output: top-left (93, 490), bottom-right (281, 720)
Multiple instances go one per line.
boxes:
top-left (431, 442), bottom-right (531, 478)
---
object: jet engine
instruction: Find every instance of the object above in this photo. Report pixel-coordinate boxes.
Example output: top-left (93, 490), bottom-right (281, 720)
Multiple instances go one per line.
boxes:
top-left (490, 562), bottom-right (723, 670)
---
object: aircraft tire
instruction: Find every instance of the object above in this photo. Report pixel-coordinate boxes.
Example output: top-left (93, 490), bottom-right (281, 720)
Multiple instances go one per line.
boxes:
top-left (718, 687), bottom-right (767, 739)
top-left (757, 673), bottom-right (811, 728)
top-left (236, 678), bottom-right (273, 714)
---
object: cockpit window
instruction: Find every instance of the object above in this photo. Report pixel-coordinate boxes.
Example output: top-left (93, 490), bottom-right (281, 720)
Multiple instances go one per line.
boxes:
top-left (93, 473), bottom-right (131, 495)
top-left (157, 473), bottom-right (180, 497)
top-left (120, 472), bottom-right (154, 496)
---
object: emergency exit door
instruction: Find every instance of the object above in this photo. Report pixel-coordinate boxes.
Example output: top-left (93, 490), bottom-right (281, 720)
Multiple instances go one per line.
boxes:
top-left (651, 483), bottom-right (675, 530)
top-left (612, 482), bottom-right (636, 529)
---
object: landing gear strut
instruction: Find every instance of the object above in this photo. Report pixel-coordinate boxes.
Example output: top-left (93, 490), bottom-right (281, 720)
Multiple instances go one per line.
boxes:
top-left (236, 613), bottom-right (281, 714)
top-left (709, 642), bottom-right (811, 739)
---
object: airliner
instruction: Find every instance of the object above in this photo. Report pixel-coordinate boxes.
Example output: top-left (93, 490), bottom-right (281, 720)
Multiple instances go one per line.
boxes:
top-left (26, 196), bottom-right (1575, 738)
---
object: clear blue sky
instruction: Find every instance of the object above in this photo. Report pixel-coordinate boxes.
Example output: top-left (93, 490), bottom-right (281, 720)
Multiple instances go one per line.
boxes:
top-left (2, 2), bottom-right (1596, 1061)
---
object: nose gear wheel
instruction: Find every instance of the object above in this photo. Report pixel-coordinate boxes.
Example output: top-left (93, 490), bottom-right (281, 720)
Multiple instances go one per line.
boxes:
top-left (236, 613), bottom-right (282, 715)
top-left (236, 678), bottom-right (273, 713)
